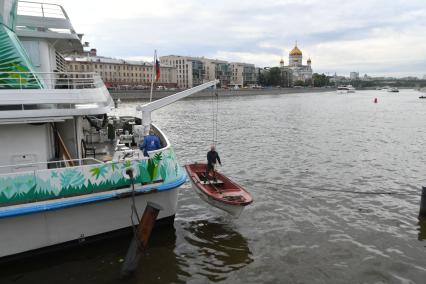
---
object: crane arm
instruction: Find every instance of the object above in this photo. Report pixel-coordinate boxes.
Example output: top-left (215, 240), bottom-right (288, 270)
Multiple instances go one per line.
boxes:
top-left (139, 80), bottom-right (219, 131)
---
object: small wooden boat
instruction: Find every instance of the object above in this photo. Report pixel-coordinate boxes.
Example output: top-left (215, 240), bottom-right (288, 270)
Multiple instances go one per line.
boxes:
top-left (185, 163), bottom-right (253, 217)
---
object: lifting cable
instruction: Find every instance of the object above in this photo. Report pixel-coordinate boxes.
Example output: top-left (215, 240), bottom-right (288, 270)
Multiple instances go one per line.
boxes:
top-left (211, 86), bottom-right (219, 146)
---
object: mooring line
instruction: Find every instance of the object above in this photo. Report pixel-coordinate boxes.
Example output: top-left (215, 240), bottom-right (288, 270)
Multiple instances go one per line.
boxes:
top-left (239, 178), bottom-right (420, 196)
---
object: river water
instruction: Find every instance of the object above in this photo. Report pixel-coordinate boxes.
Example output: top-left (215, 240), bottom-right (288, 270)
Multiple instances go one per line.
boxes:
top-left (2, 89), bottom-right (426, 283)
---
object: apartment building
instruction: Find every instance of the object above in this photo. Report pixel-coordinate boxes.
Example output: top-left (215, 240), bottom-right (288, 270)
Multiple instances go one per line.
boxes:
top-left (65, 55), bottom-right (177, 88)
top-left (200, 58), bottom-right (231, 87)
top-left (160, 55), bottom-right (204, 89)
top-left (230, 62), bottom-right (257, 87)
top-left (161, 55), bottom-right (254, 88)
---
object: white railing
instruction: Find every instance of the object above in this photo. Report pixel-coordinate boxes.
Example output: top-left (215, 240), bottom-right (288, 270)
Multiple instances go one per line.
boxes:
top-left (0, 72), bottom-right (105, 90)
top-left (17, 1), bottom-right (67, 19)
top-left (0, 158), bottom-right (104, 172)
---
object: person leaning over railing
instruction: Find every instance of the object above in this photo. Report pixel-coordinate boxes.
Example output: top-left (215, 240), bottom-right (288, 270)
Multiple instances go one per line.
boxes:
top-left (139, 129), bottom-right (161, 157)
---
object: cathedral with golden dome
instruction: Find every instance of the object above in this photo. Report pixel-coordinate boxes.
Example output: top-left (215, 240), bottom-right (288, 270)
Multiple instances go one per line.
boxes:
top-left (280, 43), bottom-right (313, 84)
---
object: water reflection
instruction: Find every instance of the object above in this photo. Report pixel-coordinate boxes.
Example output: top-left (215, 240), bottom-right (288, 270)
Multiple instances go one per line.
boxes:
top-left (132, 226), bottom-right (188, 284)
top-left (182, 220), bottom-right (253, 282)
top-left (0, 227), bottom-right (183, 284)
top-left (0, 232), bottom-right (132, 284)
top-left (418, 218), bottom-right (426, 241)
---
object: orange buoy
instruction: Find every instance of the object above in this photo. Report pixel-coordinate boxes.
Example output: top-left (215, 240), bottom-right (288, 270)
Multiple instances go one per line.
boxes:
top-left (374, 98), bottom-right (378, 103)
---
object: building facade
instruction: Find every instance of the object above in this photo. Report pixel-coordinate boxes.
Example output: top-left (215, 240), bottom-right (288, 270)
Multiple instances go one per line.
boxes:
top-left (350, 72), bottom-right (360, 80)
top-left (160, 55), bottom-right (205, 89)
top-left (65, 54), bottom-right (177, 89)
top-left (279, 43), bottom-right (313, 84)
top-left (160, 55), bottom-right (237, 88)
top-left (200, 58), bottom-right (231, 87)
top-left (230, 62), bottom-right (257, 87)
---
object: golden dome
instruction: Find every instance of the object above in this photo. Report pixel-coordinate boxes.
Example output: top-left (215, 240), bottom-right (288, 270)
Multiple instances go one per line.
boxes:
top-left (290, 45), bottom-right (302, 56)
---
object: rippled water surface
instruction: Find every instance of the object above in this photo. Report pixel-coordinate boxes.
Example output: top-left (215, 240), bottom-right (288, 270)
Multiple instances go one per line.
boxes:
top-left (2, 90), bottom-right (426, 283)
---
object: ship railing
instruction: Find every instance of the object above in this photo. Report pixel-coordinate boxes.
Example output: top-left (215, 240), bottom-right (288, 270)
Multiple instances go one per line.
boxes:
top-left (0, 72), bottom-right (105, 90)
top-left (16, 1), bottom-right (77, 36)
top-left (17, 1), bottom-right (68, 20)
top-left (0, 158), bottom-right (104, 173)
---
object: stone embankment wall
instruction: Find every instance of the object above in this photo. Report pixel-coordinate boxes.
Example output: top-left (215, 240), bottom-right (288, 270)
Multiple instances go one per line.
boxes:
top-left (110, 87), bottom-right (335, 100)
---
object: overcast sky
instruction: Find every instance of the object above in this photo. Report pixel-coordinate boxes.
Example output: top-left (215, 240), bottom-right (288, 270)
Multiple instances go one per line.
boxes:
top-left (48, 0), bottom-right (426, 77)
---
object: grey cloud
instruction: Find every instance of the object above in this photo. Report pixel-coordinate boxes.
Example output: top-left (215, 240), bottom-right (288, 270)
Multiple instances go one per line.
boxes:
top-left (62, 0), bottom-right (426, 76)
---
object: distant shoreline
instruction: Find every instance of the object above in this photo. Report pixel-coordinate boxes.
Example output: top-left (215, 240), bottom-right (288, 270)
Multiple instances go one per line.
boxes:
top-left (110, 87), bottom-right (335, 101)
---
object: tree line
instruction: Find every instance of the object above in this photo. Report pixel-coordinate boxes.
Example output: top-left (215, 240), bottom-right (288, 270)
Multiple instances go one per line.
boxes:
top-left (258, 68), bottom-right (332, 87)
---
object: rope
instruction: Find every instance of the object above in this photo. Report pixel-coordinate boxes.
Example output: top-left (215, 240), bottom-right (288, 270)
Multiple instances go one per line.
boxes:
top-left (128, 171), bottom-right (142, 247)
top-left (215, 90), bottom-right (219, 144)
top-left (211, 88), bottom-right (219, 146)
top-left (211, 89), bottom-right (214, 145)
top-left (239, 178), bottom-right (421, 196)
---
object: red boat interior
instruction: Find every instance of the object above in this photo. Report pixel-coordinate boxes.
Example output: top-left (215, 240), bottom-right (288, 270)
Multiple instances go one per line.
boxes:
top-left (185, 163), bottom-right (253, 205)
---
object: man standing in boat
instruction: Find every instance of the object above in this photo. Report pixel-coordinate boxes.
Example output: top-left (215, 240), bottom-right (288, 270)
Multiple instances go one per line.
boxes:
top-left (205, 145), bottom-right (222, 182)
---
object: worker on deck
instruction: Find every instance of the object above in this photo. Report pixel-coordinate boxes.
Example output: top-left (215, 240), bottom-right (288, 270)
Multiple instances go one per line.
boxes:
top-left (140, 129), bottom-right (161, 157)
top-left (205, 145), bottom-right (221, 182)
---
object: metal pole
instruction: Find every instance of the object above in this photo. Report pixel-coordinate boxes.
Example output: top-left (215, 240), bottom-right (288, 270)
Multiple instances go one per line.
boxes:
top-left (149, 50), bottom-right (156, 102)
top-left (419, 186), bottom-right (426, 218)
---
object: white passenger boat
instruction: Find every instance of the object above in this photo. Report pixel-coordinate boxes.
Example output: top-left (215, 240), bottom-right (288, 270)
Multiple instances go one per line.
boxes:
top-left (0, 0), bottom-right (217, 260)
top-left (387, 87), bottom-right (399, 93)
top-left (337, 85), bottom-right (356, 93)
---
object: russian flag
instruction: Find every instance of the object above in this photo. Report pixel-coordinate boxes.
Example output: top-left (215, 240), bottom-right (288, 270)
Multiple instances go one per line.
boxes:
top-left (155, 58), bottom-right (160, 81)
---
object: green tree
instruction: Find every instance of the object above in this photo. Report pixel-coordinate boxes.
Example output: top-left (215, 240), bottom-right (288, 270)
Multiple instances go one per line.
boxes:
top-left (268, 67), bottom-right (282, 86)
top-left (312, 73), bottom-right (330, 87)
top-left (294, 80), bottom-right (305, 87)
top-left (258, 72), bottom-right (268, 86)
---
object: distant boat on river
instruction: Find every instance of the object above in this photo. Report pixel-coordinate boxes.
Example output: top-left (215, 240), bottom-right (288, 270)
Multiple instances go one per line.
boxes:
top-left (337, 85), bottom-right (356, 93)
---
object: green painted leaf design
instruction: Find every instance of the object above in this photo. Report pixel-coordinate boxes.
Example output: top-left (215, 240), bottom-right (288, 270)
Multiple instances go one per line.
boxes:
top-left (152, 164), bottom-right (159, 181)
top-left (139, 166), bottom-right (151, 183)
top-left (160, 165), bottom-right (167, 181)
top-left (89, 165), bottom-right (108, 179)
top-left (147, 159), bottom-right (155, 181)
top-left (153, 152), bottom-right (162, 164)
top-left (60, 169), bottom-right (85, 188)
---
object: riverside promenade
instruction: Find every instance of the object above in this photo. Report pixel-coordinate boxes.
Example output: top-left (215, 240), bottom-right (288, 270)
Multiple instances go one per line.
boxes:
top-left (110, 87), bottom-right (334, 100)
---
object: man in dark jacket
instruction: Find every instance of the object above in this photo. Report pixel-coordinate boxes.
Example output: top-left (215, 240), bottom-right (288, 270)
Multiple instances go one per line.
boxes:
top-left (205, 145), bottom-right (221, 182)
top-left (140, 129), bottom-right (161, 157)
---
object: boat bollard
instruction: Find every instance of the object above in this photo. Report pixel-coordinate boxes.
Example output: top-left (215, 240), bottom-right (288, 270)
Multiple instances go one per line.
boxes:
top-left (136, 202), bottom-right (162, 249)
top-left (419, 186), bottom-right (426, 218)
top-left (121, 202), bottom-right (162, 277)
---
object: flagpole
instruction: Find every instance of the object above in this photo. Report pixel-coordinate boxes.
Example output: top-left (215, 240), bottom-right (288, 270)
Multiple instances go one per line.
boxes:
top-left (149, 50), bottom-right (156, 102)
